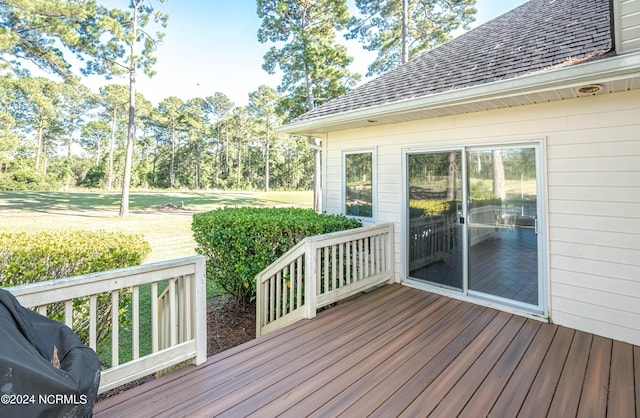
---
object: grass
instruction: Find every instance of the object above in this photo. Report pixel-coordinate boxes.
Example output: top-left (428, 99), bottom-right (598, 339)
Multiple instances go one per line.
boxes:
top-left (0, 190), bottom-right (313, 212)
top-left (0, 190), bottom-right (313, 365)
top-left (0, 190), bottom-right (313, 262)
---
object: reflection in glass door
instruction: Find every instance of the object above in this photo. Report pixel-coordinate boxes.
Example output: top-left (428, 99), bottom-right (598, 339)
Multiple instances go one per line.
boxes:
top-left (407, 151), bottom-right (463, 290)
top-left (467, 147), bottom-right (538, 305)
top-left (407, 145), bottom-right (542, 311)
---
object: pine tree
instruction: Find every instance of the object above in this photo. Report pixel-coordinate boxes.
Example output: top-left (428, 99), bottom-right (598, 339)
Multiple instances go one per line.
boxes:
top-left (257, 0), bottom-right (360, 210)
top-left (348, 0), bottom-right (476, 75)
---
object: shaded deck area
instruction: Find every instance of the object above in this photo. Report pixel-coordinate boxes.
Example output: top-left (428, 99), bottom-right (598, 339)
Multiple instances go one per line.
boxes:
top-left (94, 284), bottom-right (639, 417)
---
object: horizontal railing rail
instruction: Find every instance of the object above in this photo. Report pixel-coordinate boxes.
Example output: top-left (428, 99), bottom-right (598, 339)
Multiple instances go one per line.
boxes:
top-left (6, 255), bottom-right (207, 394)
top-left (256, 223), bottom-right (394, 337)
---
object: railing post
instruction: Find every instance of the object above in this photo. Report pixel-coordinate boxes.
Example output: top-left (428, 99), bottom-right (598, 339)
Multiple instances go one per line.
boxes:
top-left (304, 240), bottom-right (317, 319)
top-left (256, 271), bottom-right (263, 337)
top-left (386, 223), bottom-right (395, 284)
top-left (193, 256), bottom-right (207, 365)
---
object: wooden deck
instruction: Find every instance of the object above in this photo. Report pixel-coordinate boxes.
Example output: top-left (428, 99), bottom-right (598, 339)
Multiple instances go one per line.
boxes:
top-left (94, 284), bottom-right (639, 417)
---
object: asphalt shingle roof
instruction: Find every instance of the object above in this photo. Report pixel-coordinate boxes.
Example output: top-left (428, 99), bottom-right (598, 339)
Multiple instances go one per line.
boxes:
top-left (293, 0), bottom-right (613, 124)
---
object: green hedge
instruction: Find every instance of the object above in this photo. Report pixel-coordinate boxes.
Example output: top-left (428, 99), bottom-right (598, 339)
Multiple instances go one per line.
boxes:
top-left (192, 207), bottom-right (362, 307)
top-left (0, 230), bottom-right (151, 355)
top-left (409, 199), bottom-right (458, 218)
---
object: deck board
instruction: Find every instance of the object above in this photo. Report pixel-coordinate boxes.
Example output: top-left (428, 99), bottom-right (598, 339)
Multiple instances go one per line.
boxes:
top-left (94, 284), bottom-right (639, 418)
top-left (215, 293), bottom-right (450, 417)
top-left (517, 325), bottom-right (574, 418)
top-left (458, 319), bottom-right (541, 417)
top-left (547, 330), bottom-right (593, 417)
top-left (487, 323), bottom-right (557, 418)
top-left (396, 311), bottom-right (513, 417)
top-left (258, 299), bottom-right (474, 417)
top-left (609, 341), bottom-right (636, 418)
top-left (426, 315), bottom-right (527, 417)
top-left (578, 335), bottom-right (612, 418)
top-left (320, 304), bottom-right (486, 417)
top-left (178, 291), bottom-right (439, 417)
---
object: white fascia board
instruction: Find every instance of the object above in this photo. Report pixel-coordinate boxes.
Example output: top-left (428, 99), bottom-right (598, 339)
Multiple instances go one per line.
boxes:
top-left (278, 51), bottom-right (640, 136)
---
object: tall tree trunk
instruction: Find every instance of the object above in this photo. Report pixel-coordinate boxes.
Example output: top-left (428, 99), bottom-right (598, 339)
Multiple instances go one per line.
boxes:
top-left (36, 118), bottom-right (44, 174)
top-left (214, 123), bottom-right (221, 189)
top-left (195, 140), bottom-right (201, 190)
top-left (247, 144), bottom-right (252, 186)
top-left (107, 107), bottom-right (117, 191)
top-left (119, 4), bottom-right (139, 217)
top-left (170, 125), bottom-right (176, 188)
top-left (67, 129), bottom-right (73, 158)
top-left (447, 151), bottom-right (457, 201)
top-left (236, 134), bottom-right (242, 187)
top-left (264, 122), bottom-right (270, 192)
top-left (95, 139), bottom-right (101, 166)
top-left (492, 149), bottom-right (506, 200)
top-left (152, 140), bottom-right (158, 185)
top-left (119, 79), bottom-right (135, 216)
top-left (214, 148), bottom-right (220, 189)
top-left (295, 146), bottom-right (300, 189)
top-left (402, 0), bottom-right (409, 64)
top-left (287, 152), bottom-right (292, 188)
top-left (225, 132), bottom-right (229, 176)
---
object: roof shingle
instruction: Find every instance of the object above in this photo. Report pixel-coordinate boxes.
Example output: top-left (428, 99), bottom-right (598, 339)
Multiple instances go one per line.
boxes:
top-left (292, 0), bottom-right (613, 123)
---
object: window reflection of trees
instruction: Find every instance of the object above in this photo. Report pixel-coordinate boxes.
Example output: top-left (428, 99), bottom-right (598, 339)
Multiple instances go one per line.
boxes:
top-left (345, 152), bottom-right (373, 218)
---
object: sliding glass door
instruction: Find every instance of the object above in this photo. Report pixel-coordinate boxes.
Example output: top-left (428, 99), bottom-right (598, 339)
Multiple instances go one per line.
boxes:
top-left (407, 145), bottom-right (543, 311)
top-left (407, 151), bottom-right (463, 290)
top-left (467, 147), bottom-right (539, 306)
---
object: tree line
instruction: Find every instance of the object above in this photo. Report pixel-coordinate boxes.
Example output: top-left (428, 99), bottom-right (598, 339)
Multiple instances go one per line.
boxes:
top-left (0, 76), bottom-right (312, 192)
top-left (0, 0), bottom-right (476, 212)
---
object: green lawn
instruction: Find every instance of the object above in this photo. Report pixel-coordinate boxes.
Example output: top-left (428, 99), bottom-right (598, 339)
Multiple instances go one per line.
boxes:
top-left (0, 190), bottom-right (313, 365)
top-left (0, 190), bottom-right (313, 212)
top-left (0, 190), bottom-right (313, 262)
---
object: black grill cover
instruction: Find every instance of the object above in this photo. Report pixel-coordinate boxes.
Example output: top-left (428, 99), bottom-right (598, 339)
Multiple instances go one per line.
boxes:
top-left (0, 289), bottom-right (100, 418)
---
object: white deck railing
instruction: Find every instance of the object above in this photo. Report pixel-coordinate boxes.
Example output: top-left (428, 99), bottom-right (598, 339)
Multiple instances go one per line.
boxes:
top-left (409, 214), bottom-right (458, 271)
top-left (255, 223), bottom-right (394, 337)
top-left (5, 255), bottom-right (207, 394)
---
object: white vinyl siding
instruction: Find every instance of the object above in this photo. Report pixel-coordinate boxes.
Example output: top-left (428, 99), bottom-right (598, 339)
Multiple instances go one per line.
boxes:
top-left (322, 89), bottom-right (640, 345)
top-left (615, 0), bottom-right (640, 53)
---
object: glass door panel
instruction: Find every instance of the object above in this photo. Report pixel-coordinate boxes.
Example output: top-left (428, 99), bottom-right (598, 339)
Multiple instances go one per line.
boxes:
top-left (407, 151), bottom-right (463, 290)
top-left (467, 147), bottom-right (538, 305)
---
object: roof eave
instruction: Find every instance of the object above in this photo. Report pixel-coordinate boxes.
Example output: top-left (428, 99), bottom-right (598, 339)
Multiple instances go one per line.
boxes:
top-left (278, 51), bottom-right (640, 137)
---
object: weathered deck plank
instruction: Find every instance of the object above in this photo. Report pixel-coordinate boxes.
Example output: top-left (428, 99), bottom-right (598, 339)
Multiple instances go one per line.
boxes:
top-left (94, 284), bottom-right (639, 418)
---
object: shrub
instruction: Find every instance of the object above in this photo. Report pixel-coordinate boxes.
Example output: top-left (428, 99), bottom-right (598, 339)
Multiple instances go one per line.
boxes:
top-left (0, 231), bottom-right (151, 355)
top-left (409, 199), bottom-right (458, 218)
top-left (192, 207), bottom-right (362, 308)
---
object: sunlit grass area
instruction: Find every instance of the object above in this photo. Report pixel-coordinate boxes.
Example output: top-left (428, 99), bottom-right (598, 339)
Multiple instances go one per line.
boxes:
top-left (0, 190), bottom-right (313, 365)
top-left (0, 190), bottom-right (313, 262)
top-left (0, 190), bottom-right (313, 213)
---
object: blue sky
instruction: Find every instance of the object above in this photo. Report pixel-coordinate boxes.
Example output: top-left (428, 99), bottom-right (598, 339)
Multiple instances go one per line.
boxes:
top-left (86, 0), bottom-right (528, 106)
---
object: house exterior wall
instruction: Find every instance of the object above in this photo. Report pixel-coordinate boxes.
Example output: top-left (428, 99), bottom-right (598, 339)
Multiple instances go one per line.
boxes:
top-left (321, 89), bottom-right (640, 346)
top-left (615, 0), bottom-right (640, 53)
